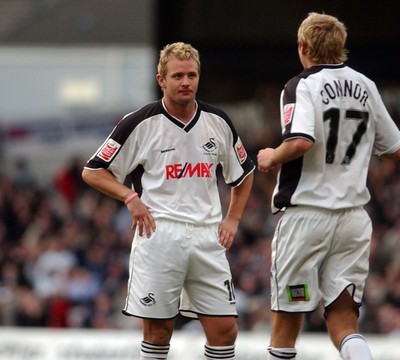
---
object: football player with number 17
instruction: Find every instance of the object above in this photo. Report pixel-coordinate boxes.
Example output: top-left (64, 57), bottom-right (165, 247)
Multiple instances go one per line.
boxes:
top-left (258, 12), bottom-right (400, 360)
top-left (82, 42), bottom-right (254, 359)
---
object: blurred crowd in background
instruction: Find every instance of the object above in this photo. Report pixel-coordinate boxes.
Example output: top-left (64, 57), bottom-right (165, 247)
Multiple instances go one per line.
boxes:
top-left (1, 93), bottom-right (400, 337)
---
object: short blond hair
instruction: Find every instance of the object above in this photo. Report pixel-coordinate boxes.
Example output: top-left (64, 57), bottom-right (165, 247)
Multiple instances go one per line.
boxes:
top-left (157, 42), bottom-right (201, 77)
top-left (297, 12), bottom-right (348, 64)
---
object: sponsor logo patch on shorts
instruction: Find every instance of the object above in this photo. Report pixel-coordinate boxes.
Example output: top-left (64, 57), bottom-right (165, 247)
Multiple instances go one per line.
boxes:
top-left (286, 284), bottom-right (309, 302)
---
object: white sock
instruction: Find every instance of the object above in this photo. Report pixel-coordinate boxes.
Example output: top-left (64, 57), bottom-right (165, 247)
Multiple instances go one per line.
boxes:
top-left (267, 346), bottom-right (297, 359)
top-left (140, 341), bottom-right (170, 359)
top-left (340, 334), bottom-right (372, 360)
top-left (204, 344), bottom-right (235, 359)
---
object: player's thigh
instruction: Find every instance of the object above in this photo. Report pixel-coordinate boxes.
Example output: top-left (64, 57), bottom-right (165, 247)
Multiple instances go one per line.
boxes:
top-left (270, 207), bottom-right (336, 312)
top-left (320, 207), bottom-right (371, 307)
top-left (181, 225), bottom-right (237, 317)
top-left (125, 220), bottom-right (188, 318)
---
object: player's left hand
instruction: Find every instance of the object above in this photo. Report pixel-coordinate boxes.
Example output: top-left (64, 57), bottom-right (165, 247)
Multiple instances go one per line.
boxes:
top-left (126, 196), bottom-right (156, 238)
top-left (218, 216), bottom-right (239, 250)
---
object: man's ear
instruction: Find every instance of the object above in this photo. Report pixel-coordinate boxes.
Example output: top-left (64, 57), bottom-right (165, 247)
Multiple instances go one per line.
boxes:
top-left (156, 74), bottom-right (165, 89)
top-left (298, 42), bottom-right (306, 55)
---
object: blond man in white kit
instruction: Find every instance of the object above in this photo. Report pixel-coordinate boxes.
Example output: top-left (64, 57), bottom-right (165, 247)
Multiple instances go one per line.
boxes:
top-left (83, 42), bottom-right (254, 359)
top-left (258, 12), bottom-right (400, 360)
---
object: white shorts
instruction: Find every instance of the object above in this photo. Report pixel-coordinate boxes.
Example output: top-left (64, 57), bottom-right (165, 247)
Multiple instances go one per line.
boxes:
top-left (123, 218), bottom-right (237, 319)
top-left (270, 206), bottom-right (372, 312)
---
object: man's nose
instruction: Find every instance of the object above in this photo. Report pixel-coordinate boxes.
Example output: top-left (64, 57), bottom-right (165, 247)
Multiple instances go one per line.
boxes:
top-left (181, 76), bottom-right (190, 85)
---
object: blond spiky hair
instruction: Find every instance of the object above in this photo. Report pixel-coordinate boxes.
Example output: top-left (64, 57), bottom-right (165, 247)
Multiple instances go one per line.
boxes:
top-left (157, 42), bottom-right (201, 77)
top-left (297, 12), bottom-right (348, 64)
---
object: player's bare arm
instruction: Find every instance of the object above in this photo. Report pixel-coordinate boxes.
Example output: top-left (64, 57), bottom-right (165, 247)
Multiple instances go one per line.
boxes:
top-left (82, 168), bottom-right (156, 238)
top-left (257, 138), bottom-right (313, 173)
top-left (218, 172), bottom-right (254, 250)
top-left (82, 168), bottom-right (132, 200)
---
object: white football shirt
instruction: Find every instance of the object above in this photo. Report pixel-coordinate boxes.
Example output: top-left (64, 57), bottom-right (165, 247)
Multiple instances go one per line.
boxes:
top-left (85, 99), bottom-right (255, 224)
top-left (272, 63), bottom-right (400, 213)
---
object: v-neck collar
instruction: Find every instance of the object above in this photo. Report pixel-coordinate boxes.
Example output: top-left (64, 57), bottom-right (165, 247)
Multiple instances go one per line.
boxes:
top-left (160, 99), bottom-right (200, 132)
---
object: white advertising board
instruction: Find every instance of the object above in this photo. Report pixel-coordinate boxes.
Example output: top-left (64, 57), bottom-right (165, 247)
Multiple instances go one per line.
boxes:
top-left (0, 328), bottom-right (398, 360)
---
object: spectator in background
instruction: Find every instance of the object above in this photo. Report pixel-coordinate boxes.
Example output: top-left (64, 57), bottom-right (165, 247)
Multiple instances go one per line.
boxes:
top-left (14, 285), bottom-right (46, 327)
top-left (12, 158), bottom-right (36, 189)
top-left (29, 234), bottom-right (77, 299)
top-left (54, 156), bottom-right (86, 210)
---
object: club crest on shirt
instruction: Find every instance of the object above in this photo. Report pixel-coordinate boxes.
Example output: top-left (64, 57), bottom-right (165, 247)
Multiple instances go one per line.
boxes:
top-left (202, 138), bottom-right (217, 153)
top-left (97, 139), bottom-right (121, 162)
top-left (283, 103), bottom-right (295, 126)
top-left (235, 138), bottom-right (247, 164)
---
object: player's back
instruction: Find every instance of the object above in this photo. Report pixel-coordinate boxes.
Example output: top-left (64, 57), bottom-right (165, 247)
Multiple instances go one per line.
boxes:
top-left (273, 64), bottom-right (399, 212)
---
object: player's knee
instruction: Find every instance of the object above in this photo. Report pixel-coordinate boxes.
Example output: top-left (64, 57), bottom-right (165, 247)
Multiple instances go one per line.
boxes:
top-left (325, 296), bottom-right (360, 348)
top-left (143, 320), bottom-right (174, 345)
top-left (146, 332), bottom-right (171, 345)
top-left (210, 320), bottom-right (238, 345)
top-left (224, 321), bottom-right (238, 343)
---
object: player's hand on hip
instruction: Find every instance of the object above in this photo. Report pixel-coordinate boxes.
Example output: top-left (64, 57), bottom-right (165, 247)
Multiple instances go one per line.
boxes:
top-left (127, 198), bottom-right (156, 238)
top-left (257, 148), bottom-right (276, 173)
